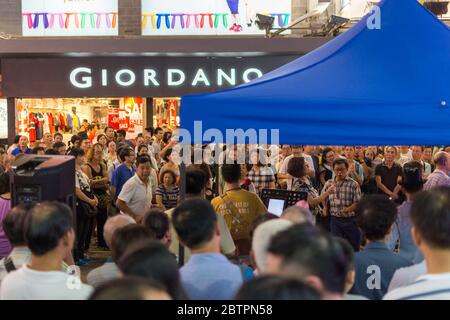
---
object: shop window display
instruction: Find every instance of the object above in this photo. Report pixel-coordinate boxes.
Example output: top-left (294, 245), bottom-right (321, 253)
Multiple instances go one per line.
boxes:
top-left (153, 97), bottom-right (180, 129)
top-left (16, 97), bottom-right (145, 143)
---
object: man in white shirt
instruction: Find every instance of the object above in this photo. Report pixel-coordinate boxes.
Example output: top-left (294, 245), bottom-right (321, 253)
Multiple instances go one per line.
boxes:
top-left (384, 187), bottom-right (450, 300)
top-left (0, 202), bottom-right (92, 300)
top-left (116, 155), bottom-right (155, 223)
top-left (86, 215), bottom-right (136, 288)
top-left (278, 145), bottom-right (315, 190)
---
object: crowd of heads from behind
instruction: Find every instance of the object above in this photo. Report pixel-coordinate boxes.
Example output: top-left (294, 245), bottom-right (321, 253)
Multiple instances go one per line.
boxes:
top-left (1, 128), bottom-right (450, 300)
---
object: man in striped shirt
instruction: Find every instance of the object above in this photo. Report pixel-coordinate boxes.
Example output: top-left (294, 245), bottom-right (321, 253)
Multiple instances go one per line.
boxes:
top-left (384, 187), bottom-right (450, 300)
top-left (423, 152), bottom-right (450, 191)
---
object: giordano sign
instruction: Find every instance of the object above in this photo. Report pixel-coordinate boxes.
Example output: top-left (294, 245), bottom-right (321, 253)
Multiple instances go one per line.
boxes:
top-left (1, 56), bottom-right (298, 97)
top-left (69, 67), bottom-right (264, 89)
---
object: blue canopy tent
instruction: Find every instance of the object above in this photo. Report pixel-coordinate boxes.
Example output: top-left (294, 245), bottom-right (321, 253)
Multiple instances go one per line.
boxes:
top-left (180, 0), bottom-right (450, 145)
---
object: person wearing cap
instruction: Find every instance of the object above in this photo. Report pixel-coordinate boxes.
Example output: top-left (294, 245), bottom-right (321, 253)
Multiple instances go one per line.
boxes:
top-left (387, 161), bottom-right (424, 264)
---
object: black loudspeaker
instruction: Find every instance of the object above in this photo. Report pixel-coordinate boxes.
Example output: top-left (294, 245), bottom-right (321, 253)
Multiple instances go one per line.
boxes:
top-left (10, 155), bottom-right (76, 213)
top-left (256, 14), bottom-right (275, 34)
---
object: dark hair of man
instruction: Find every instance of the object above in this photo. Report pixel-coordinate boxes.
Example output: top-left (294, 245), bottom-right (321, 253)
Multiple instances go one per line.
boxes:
top-left (185, 168), bottom-right (207, 195)
top-left (136, 154), bottom-right (150, 167)
top-left (137, 143), bottom-right (148, 154)
top-left (333, 158), bottom-right (349, 170)
top-left (13, 135), bottom-right (21, 144)
top-left (267, 224), bottom-right (347, 294)
top-left (89, 276), bottom-right (168, 300)
top-left (221, 163), bottom-right (241, 184)
top-left (401, 161), bottom-right (424, 194)
top-left (45, 149), bottom-right (59, 155)
top-left (143, 209), bottom-right (170, 240)
top-left (79, 137), bottom-right (90, 147)
top-left (163, 148), bottom-right (173, 163)
top-left (287, 157), bottom-right (306, 178)
top-left (31, 146), bottom-right (45, 155)
top-left (189, 163), bottom-right (212, 181)
top-left (145, 127), bottom-right (154, 136)
top-left (116, 145), bottom-right (125, 159)
top-left (2, 204), bottom-right (33, 246)
top-left (78, 131), bottom-right (88, 140)
top-left (335, 237), bottom-right (355, 273)
top-left (118, 240), bottom-right (187, 300)
top-left (70, 135), bottom-right (80, 144)
top-left (117, 130), bottom-right (126, 138)
top-left (53, 142), bottom-right (66, 150)
top-left (163, 132), bottom-right (172, 144)
top-left (424, 146), bottom-right (433, 151)
top-left (250, 213), bottom-right (279, 239)
top-left (154, 127), bottom-right (163, 135)
top-left (24, 202), bottom-right (73, 256)
top-left (355, 195), bottom-right (397, 241)
top-left (119, 147), bottom-right (134, 162)
top-left (104, 126), bottom-right (114, 135)
top-left (235, 275), bottom-right (320, 300)
top-left (172, 198), bottom-right (217, 250)
top-left (68, 148), bottom-right (85, 158)
top-left (54, 133), bottom-right (63, 139)
top-left (411, 187), bottom-right (450, 249)
top-left (111, 224), bottom-right (152, 263)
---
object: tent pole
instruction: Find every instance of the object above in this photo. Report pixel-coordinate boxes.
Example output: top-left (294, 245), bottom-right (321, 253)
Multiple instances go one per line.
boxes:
top-left (178, 161), bottom-right (186, 267)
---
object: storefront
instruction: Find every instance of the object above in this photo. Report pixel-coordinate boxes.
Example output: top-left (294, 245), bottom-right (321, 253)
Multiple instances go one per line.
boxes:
top-left (0, 55), bottom-right (300, 144)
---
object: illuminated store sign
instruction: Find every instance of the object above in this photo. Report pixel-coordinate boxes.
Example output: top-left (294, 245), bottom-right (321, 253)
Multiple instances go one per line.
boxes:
top-left (1, 56), bottom-right (298, 97)
top-left (69, 67), bottom-right (264, 89)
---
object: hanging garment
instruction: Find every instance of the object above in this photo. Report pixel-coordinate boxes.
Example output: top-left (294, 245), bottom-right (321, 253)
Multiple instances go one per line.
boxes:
top-left (36, 113), bottom-right (45, 140)
top-left (72, 114), bottom-right (79, 129)
top-left (43, 112), bottom-right (51, 134)
top-left (67, 114), bottom-right (73, 129)
top-left (18, 104), bottom-right (29, 137)
top-left (59, 113), bottom-right (66, 131)
top-left (28, 113), bottom-right (37, 142)
top-left (48, 113), bottom-right (55, 135)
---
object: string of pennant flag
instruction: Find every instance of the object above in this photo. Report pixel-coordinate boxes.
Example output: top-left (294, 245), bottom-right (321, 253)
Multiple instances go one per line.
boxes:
top-left (22, 12), bottom-right (118, 29)
top-left (141, 12), bottom-right (290, 30)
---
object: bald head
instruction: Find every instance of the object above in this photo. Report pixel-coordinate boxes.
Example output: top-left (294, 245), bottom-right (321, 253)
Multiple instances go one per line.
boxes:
top-left (281, 205), bottom-right (314, 224)
top-left (103, 215), bottom-right (136, 249)
top-left (252, 219), bottom-right (293, 274)
top-left (434, 151), bottom-right (450, 170)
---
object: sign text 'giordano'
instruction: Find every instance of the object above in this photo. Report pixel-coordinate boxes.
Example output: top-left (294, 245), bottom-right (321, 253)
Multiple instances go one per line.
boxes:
top-left (69, 67), bottom-right (264, 89)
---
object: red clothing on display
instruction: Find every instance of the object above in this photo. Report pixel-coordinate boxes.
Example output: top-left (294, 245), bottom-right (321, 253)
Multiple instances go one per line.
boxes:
top-left (59, 114), bottom-right (66, 131)
top-left (28, 113), bottom-right (37, 142)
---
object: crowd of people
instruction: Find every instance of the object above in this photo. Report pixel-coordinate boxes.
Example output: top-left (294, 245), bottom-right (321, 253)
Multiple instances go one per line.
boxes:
top-left (0, 125), bottom-right (450, 300)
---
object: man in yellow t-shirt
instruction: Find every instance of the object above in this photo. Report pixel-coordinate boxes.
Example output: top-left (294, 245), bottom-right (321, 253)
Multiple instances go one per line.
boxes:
top-left (211, 163), bottom-right (267, 255)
